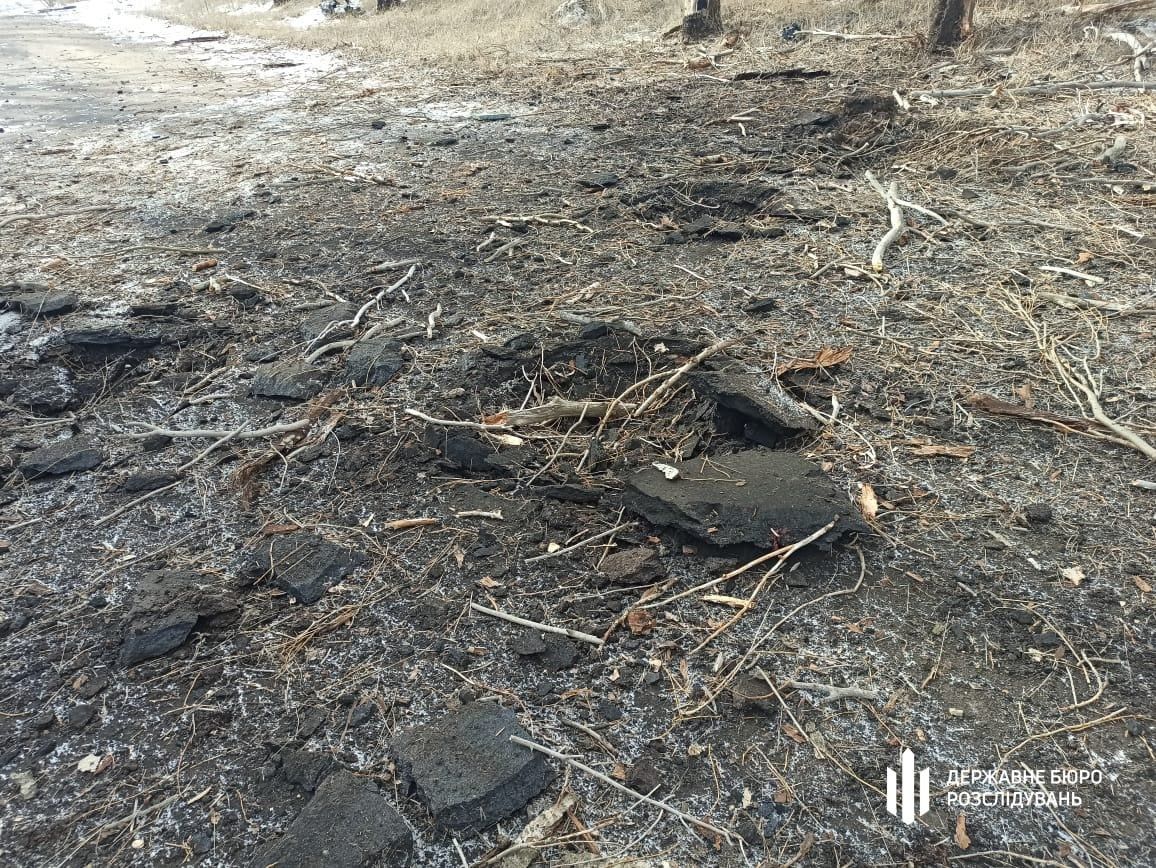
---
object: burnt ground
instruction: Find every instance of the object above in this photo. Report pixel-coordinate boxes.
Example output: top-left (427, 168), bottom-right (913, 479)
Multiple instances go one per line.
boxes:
top-left (2, 7), bottom-right (1155, 868)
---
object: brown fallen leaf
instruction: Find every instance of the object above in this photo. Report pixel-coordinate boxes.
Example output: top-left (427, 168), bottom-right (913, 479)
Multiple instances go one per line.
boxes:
top-left (192, 258), bottom-right (218, 272)
top-left (859, 482), bottom-right (879, 521)
top-left (782, 723), bottom-right (807, 744)
top-left (1061, 565), bottom-right (1086, 586)
top-left (1015, 381), bottom-right (1035, 409)
top-left (626, 609), bottom-right (656, 635)
top-left (776, 344), bottom-right (853, 375)
top-left (1132, 576), bottom-right (1152, 594)
top-left (955, 813), bottom-right (971, 849)
top-left (909, 443), bottom-right (976, 460)
top-left (259, 522), bottom-right (302, 536)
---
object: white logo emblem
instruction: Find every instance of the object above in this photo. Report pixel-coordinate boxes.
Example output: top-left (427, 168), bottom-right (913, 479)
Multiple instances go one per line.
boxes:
top-left (887, 748), bottom-right (930, 823)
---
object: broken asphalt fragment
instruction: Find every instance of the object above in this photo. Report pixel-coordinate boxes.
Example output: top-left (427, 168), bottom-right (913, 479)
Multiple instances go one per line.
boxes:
top-left (394, 702), bottom-right (552, 832)
top-left (252, 769), bottom-right (413, 868)
top-left (692, 369), bottom-right (818, 446)
top-left (622, 449), bottom-right (865, 549)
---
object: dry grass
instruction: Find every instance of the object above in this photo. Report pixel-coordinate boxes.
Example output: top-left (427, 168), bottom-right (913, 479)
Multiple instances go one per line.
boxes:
top-left (153, 0), bottom-right (981, 64)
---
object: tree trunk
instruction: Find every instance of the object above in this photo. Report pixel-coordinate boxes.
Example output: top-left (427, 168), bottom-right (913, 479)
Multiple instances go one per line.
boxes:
top-left (929, 0), bottom-right (976, 48)
top-left (682, 0), bottom-right (722, 41)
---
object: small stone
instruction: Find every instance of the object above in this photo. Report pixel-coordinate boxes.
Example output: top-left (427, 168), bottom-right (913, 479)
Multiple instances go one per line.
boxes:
top-left (64, 704), bottom-right (97, 729)
top-left (345, 338), bottom-right (405, 387)
top-left (253, 769), bottom-right (413, 868)
top-left (298, 303), bottom-right (356, 343)
top-left (75, 674), bottom-right (109, 699)
top-left (4, 289), bottom-right (78, 317)
top-left (743, 297), bottom-right (779, 314)
top-left (249, 361), bottom-right (326, 401)
top-left (63, 322), bottom-right (164, 349)
top-left (1024, 503), bottom-right (1054, 524)
top-left (20, 437), bottom-right (105, 477)
top-left (119, 570), bottom-right (237, 667)
top-left (141, 434), bottom-right (172, 452)
top-left (279, 748), bottom-right (335, 793)
top-left (370, 119), bottom-right (387, 129)
top-left (0, 366), bottom-right (77, 414)
top-left (598, 701), bottom-right (623, 722)
top-left (348, 703), bottom-right (375, 728)
top-left (729, 674), bottom-right (776, 714)
top-left (510, 631), bottom-right (579, 671)
top-left (121, 471), bottom-right (182, 493)
top-left (474, 113), bottom-right (512, 122)
top-left (394, 702), bottom-right (552, 832)
top-left (242, 535), bottom-right (365, 605)
top-left (577, 172), bottom-right (620, 191)
top-left (598, 548), bottom-right (666, 585)
top-left (623, 449), bottom-right (866, 549)
top-left (430, 136), bottom-right (459, 147)
top-left (692, 370), bottom-right (819, 446)
top-left (626, 760), bottom-right (661, 794)
top-left (188, 831), bottom-right (212, 855)
top-left (29, 710), bottom-right (55, 731)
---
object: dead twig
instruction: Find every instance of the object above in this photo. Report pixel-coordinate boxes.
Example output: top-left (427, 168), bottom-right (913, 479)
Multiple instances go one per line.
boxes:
top-left (470, 601), bottom-right (604, 647)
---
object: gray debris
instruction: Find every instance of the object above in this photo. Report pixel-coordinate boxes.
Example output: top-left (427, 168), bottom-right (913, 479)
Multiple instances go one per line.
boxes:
top-left (298, 302), bottom-right (356, 343)
top-left (345, 338), bottom-right (405, 387)
top-left (394, 702), bottom-right (552, 832)
top-left (119, 570), bottom-right (237, 667)
top-left (622, 449), bottom-right (866, 549)
top-left (4, 289), bottom-right (78, 317)
top-left (252, 769), bottom-right (412, 868)
top-left (249, 360), bottom-right (326, 400)
top-left (693, 370), bottom-right (818, 446)
top-left (0, 366), bottom-right (77, 414)
top-left (243, 535), bottom-right (365, 605)
top-left (20, 437), bottom-right (105, 477)
top-left (597, 547), bottom-right (666, 585)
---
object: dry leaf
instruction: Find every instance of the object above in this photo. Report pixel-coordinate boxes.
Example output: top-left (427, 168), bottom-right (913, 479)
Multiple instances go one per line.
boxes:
top-left (626, 609), bottom-right (656, 635)
top-left (687, 56), bottom-right (713, 71)
top-left (859, 482), bottom-right (879, 521)
top-left (1015, 381), bottom-right (1035, 409)
top-left (1061, 565), bottom-right (1086, 586)
top-left (77, 754), bottom-right (103, 773)
top-left (652, 462), bottom-right (680, 480)
top-left (192, 258), bottom-right (218, 272)
top-left (955, 813), bottom-right (971, 849)
top-left (1133, 576), bottom-right (1153, 593)
top-left (774, 787), bottom-right (792, 804)
top-left (782, 723), bottom-right (807, 744)
top-left (909, 443), bottom-right (976, 460)
top-left (611, 762), bottom-right (628, 781)
top-left (1076, 250), bottom-right (1095, 265)
top-left (776, 345), bottom-right (853, 375)
top-left (477, 576), bottom-right (503, 589)
top-left (687, 744), bottom-right (707, 757)
top-left (260, 523), bottom-right (301, 536)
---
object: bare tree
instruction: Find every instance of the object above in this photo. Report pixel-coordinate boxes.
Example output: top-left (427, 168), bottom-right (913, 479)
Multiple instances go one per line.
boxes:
top-left (682, 0), bottom-right (723, 41)
top-left (929, 0), bottom-right (977, 48)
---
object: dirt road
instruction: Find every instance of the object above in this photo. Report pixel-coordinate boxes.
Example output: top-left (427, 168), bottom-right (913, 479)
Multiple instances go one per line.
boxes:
top-left (2, 4), bottom-right (1154, 867)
